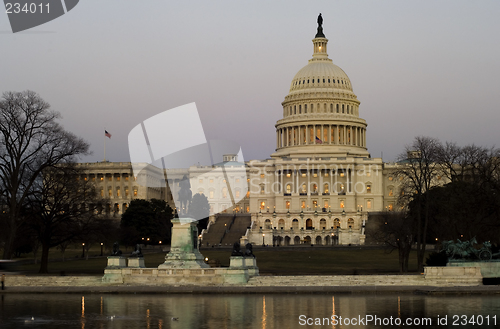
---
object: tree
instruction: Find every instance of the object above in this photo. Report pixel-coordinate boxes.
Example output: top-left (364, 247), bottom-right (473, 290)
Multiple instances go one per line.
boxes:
top-left (120, 199), bottom-right (173, 246)
top-left (189, 193), bottom-right (210, 232)
top-left (0, 91), bottom-right (89, 259)
top-left (394, 136), bottom-right (442, 272)
top-left (369, 211), bottom-right (415, 272)
top-left (26, 164), bottom-right (103, 273)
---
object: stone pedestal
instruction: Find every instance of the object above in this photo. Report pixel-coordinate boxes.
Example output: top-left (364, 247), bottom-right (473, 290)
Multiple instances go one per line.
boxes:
top-left (106, 256), bottom-right (126, 268)
top-left (128, 257), bottom-right (145, 268)
top-left (158, 218), bottom-right (209, 269)
top-left (448, 260), bottom-right (500, 278)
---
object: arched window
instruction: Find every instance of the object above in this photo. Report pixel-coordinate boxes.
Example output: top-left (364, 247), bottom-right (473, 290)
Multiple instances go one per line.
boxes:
top-left (286, 184), bottom-right (291, 194)
top-left (301, 183), bottom-right (307, 194)
top-left (323, 183), bottom-right (329, 194)
top-left (292, 218), bottom-right (299, 230)
top-left (222, 187), bottom-right (227, 198)
top-left (348, 218), bottom-right (354, 229)
top-left (334, 218), bottom-right (340, 229)
top-left (278, 219), bottom-right (285, 229)
top-left (306, 218), bottom-right (313, 229)
top-left (265, 219), bottom-right (272, 229)
top-left (320, 218), bottom-right (326, 229)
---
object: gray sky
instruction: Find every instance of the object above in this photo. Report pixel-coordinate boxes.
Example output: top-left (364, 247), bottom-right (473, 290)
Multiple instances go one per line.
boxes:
top-left (1, 1), bottom-right (499, 163)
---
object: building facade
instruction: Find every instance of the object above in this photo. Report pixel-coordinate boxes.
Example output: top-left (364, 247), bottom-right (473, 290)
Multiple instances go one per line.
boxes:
top-left (79, 20), bottom-right (401, 245)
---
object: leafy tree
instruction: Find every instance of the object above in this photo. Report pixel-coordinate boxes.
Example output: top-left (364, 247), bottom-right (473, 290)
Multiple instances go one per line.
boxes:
top-left (189, 193), bottom-right (210, 232)
top-left (120, 199), bottom-right (173, 246)
top-left (0, 91), bottom-right (89, 259)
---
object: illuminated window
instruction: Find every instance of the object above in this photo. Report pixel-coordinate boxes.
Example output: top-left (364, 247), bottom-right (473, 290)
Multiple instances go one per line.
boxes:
top-left (286, 201), bottom-right (290, 209)
top-left (235, 190), bottom-right (240, 198)
top-left (313, 200), bottom-right (317, 207)
top-left (100, 189), bottom-right (104, 197)
top-left (286, 173), bottom-right (291, 178)
top-left (366, 185), bottom-right (371, 193)
top-left (260, 185), bottom-right (265, 194)
top-left (367, 200), bottom-right (372, 209)
top-left (100, 177), bottom-right (104, 181)
top-left (324, 200), bottom-right (329, 208)
top-left (209, 191), bottom-right (214, 199)
top-left (125, 176), bottom-right (129, 181)
top-left (324, 173), bottom-right (329, 177)
top-left (116, 177), bottom-right (120, 181)
top-left (324, 183), bottom-right (329, 194)
top-left (301, 201), bottom-right (306, 208)
top-left (125, 189), bottom-right (129, 197)
top-left (116, 189), bottom-right (121, 197)
top-left (210, 179), bottom-right (214, 183)
top-left (388, 176), bottom-right (393, 181)
top-left (334, 218), bottom-right (340, 229)
top-left (91, 177), bottom-right (95, 181)
top-left (236, 178), bottom-right (240, 183)
top-left (246, 191), bottom-right (250, 198)
top-left (301, 184), bottom-right (307, 193)
top-left (108, 189), bottom-right (112, 197)
top-left (108, 176), bottom-right (112, 181)
top-left (301, 173), bottom-right (306, 177)
top-left (246, 206), bottom-right (250, 212)
top-left (260, 201), bottom-right (265, 210)
top-left (123, 203), bottom-right (128, 211)
top-left (199, 179), bottom-right (203, 184)
top-left (313, 184), bottom-right (318, 192)
top-left (366, 172), bottom-right (371, 177)
top-left (260, 174), bottom-right (265, 178)
top-left (133, 189), bottom-right (138, 197)
top-left (222, 188), bottom-right (228, 198)
top-left (223, 179), bottom-right (226, 183)
top-left (340, 172), bottom-right (345, 177)
top-left (313, 173), bottom-right (317, 178)
top-left (84, 177), bottom-right (87, 181)
top-left (389, 189), bottom-right (393, 196)
top-left (388, 204), bottom-right (393, 211)
top-left (340, 200), bottom-right (345, 208)
top-left (286, 184), bottom-right (291, 193)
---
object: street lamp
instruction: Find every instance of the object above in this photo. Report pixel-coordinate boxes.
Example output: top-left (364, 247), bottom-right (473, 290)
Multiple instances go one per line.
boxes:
top-left (100, 242), bottom-right (103, 256)
top-left (262, 233), bottom-right (265, 247)
top-left (81, 243), bottom-right (85, 258)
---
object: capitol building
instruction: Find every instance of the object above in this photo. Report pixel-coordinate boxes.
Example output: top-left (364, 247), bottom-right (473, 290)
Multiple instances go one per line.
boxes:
top-left (78, 17), bottom-right (400, 246)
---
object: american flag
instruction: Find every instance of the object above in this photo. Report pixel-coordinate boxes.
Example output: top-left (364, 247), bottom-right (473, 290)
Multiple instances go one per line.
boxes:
top-left (105, 130), bottom-right (112, 138)
top-left (315, 136), bottom-right (323, 144)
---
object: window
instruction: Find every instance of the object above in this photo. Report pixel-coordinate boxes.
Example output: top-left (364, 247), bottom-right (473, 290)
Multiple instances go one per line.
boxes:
top-left (100, 189), bottom-right (104, 197)
top-left (301, 201), bottom-right (306, 208)
top-left (133, 189), bottom-right (138, 197)
top-left (313, 173), bottom-right (317, 178)
top-left (286, 201), bottom-right (290, 209)
top-left (260, 185), bottom-right (265, 194)
top-left (340, 172), bottom-right (345, 177)
top-left (108, 189), bottom-right (112, 197)
top-left (210, 179), bottom-right (214, 184)
top-left (260, 174), bottom-right (265, 179)
top-left (222, 187), bottom-right (228, 198)
top-left (236, 178), bottom-right (240, 183)
top-left (320, 219), bottom-right (326, 229)
top-left (116, 189), bottom-right (121, 197)
top-left (286, 173), bottom-right (291, 178)
top-left (389, 189), bottom-right (393, 196)
top-left (340, 200), bottom-right (345, 208)
top-left (125, 176), bottom-right (129, 181)
top-left (286, 184), bottom-right (291, 193)
top-left (116, 176), bottom-right (120, 181)
top-left (301, 173), bottom-right (306, 177)
top-left (246, 191), bottom-right (250, 198)
top-left (366, 185), bottom-right (371, 193)
top-left (313, 200), bottom-right (318, 207)
top-left (388, 204), bottom-right (393, 211)
top-left (367, 200), bottom-right (372, 209)
top-left (125, 189), bottom-right (129, 197)
top-left (108, 176), bottom-right (112, 181)
top-left (324, 200), bottom-right (329, 208)
top-left (260, 201), bottom-right (265, 210)
top-left (334, 218), bottom-right (340, 229)
top-left (366, 172), bottom-right (371, 177)
top-left (301, 183), bottom-right (307, 193)
top-left (324, 183), bottom-right (329, 194)
top-left (199, 179), bottom-right (203, 184)
top-left (388, 176), bottom-right (393, 181)
top-left (100, 177), bottom-right (104, 181)
top-left (235, 190), bottom-right (240, 198)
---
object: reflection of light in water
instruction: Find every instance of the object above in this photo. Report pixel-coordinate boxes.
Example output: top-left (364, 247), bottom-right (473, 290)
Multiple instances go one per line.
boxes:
top-left (146, 308), bottom-right (150, 329)
top-left (331, 296), bottom-right (336, 329)
top-left (158, 319), bottom-right (163, 329)
top-left (262, 295), bottom-right (266, 329)
top-left (398, 296), bottom-right (401, 319)
top-left (100, 296), bottom-right (103, 316)
top-left (81, 296), bottom-right (85, 329)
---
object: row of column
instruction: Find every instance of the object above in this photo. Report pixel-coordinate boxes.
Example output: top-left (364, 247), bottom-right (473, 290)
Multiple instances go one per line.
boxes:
top-left (276, 124), bottom-right (366, 148)
top-left (276, 168), bottom-right (353, 194)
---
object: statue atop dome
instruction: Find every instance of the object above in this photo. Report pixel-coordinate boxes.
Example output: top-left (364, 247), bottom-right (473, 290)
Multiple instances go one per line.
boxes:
top-left (315, 13), bottom-right (325, 38)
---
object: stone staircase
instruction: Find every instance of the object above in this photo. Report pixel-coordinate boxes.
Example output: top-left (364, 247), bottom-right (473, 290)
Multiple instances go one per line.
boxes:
top-left (221, 214), bottom-right (251, 246)
top-left (201, 214), bottom-right (235, 247)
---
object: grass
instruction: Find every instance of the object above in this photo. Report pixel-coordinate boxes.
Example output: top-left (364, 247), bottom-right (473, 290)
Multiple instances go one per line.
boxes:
top-left (11, 246), bottom-right (429, 275)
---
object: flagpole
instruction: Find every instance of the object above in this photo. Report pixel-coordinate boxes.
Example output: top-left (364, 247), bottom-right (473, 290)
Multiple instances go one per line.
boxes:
top-left (104, 129), bottom-right (106, 162)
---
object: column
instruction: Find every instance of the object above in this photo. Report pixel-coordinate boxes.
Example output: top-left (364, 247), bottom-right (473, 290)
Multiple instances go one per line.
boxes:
top-left (280, 169), bottom-right (284, 194)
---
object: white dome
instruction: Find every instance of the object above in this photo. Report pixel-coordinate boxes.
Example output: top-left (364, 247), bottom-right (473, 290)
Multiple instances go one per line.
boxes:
top-left (290, 61), bottom-right (353, 92)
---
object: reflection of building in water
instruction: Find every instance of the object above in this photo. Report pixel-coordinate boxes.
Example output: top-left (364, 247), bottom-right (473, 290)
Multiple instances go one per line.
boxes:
top-left (77, 18), bottom-right (406, 244)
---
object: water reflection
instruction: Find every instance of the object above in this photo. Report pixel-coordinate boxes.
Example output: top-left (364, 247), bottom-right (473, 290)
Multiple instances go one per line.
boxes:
top-left (0, 293), bottom-right (499, 328)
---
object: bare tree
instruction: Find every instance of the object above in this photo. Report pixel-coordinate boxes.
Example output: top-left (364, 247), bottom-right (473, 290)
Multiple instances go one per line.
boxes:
top-left (394, 136), bottom-right (442, 272)
top-left (26, 164), bottom-right (103, 273)
top-left (0, 90), bottom-right (89, 259)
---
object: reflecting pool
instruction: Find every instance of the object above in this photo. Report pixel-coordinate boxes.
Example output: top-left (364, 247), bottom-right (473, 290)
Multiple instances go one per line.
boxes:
top-left (0, 293), bottom-right (499, 328)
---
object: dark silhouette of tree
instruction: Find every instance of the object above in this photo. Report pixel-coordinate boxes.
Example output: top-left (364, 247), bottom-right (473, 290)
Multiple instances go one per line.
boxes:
top-left (0, 90), bottom-right (89, 259)
top-left (26, 164), bottom-right (103, 273)
top-left (189, 192), bottom-right (210, 232)
top-left (120, 199), bottom-right (173, 246)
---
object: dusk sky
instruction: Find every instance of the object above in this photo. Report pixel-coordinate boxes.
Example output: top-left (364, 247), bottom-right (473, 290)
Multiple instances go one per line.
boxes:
top-left (1, 1), bottom-right (499, 164)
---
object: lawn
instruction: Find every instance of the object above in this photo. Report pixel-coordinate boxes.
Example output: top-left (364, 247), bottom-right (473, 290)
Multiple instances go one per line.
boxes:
top-left (11, 246), bottom-right (428, 275)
